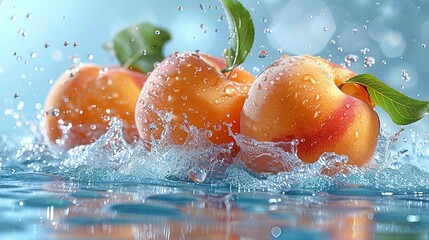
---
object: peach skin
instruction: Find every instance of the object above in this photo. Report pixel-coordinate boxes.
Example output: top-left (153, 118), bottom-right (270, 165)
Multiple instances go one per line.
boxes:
top-left (240, 55), bottom-right (380, 173)
top-left (135, 52), bottom-right (254, 154)
top-left (44, 64), bottom-right (147, 148)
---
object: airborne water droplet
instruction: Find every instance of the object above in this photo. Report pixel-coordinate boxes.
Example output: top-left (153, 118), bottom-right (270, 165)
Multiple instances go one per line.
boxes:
top-left (258, 50), bottom-right (268, 58)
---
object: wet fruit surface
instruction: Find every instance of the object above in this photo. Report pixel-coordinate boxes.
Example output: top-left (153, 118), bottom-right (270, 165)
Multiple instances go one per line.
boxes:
top-left (44, 64), bottom-right (147, 148)
top-left (240, 55), bottom-right (380, 173)
top-left (135, 52), bottom-right (254, 153)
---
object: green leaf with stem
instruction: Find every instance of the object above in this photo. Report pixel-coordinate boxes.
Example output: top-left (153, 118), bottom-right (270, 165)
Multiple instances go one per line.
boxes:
top-left (346, 73), bottom-right (429, 125)
top-left (220, 0), bottom-right (255, 74)
top-left (113, 23), bottom-right (170, 73)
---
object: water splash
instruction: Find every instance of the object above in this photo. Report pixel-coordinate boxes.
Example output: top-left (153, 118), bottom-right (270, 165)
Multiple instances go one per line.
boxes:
top-left (2, 109), bottom-right (429, 192)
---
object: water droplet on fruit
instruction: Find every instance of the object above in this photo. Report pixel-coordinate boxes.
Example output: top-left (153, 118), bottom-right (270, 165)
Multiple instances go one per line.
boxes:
top-left (224, 85), bottom-right (237, 96)
top-left (315, 94), bottom-right (321, 100)
top-left (313, 111), bottom-right (321, 118)
top-left (354, 131), bottom-right (360, 140)
top-left (213, 124), bottom-right (222, 131)
top-left (49, 107), bottom-right (60, 117)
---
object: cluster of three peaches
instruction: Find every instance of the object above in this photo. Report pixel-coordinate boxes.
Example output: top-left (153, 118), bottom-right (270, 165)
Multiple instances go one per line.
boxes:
top-left (44, 52), bottom-right (379, 173)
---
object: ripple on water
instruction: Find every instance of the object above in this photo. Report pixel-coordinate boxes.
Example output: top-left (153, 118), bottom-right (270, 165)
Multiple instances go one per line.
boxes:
top-left (19, 196), bottom-right (73, 208)
top-left (110, 202), bottom-right (183, 219)
top-left (70, 190), bottom-right (106, 199)
top-left (146, 193), bottom-right (203, 207)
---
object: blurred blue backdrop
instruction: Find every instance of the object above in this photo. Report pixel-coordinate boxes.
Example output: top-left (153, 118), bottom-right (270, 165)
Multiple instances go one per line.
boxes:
top-left (0, 0), bottom-right (428, 137)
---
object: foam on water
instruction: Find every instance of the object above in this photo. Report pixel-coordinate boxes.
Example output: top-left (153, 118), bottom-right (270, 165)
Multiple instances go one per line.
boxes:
top-left (1, 115), bottom-right (429, 193)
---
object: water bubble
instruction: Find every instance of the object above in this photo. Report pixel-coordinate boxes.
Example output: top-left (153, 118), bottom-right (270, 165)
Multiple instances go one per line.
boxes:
top-left (30, 52), bottom-right (37, 58)
top-left (258, 50), bottom-right (268, 58)
top-left (87, 54), bottom-right (94, 60)
top-left (381, 60), bottom-right (387, 65)
top-left (363, 56), bottom-right (375, 67)
top-left (155, 30), bottom-right (160, 35)
top-left (200, 24), bottom-right (205, 29)
top-left (44, 43), bottom-right (50, 48)
top-left (323, 27), bottom-right (328, 32)
top-left (217, 15), bottom-right (225, 22)
top-left (363, 24), bottom-right (368, 29)
top-left (26, 13), bottom-right (32, 19)
top-left (401, 70), bottom-right (411, 81)
top-left (422, 43), bottom-right (427, 48)
top-left (337, 47), bottom-right (344, 52)
top-left (63, 41), bottom-right (69, 47)
top-left (271, 227), bottom-right (282, 238)
top-left (177, 6), bottom-right (183, 11)
top-left (72, 42), bottom-right (78, 47)
top-left (330, 40), bottom-right (336, 45)
top-left (11, 15), bottom-right (17, 21)
top-left (13, 93), bottom-right (19, 99)
top-left (352, 28), bottom-right (358, 33)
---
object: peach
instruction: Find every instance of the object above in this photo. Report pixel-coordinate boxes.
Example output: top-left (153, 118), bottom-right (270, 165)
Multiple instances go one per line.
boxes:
top-left (44, 64), bottom-right (147, 148)
top-left (240, 55), bottom-right (380, 173)
top-left (135, 52), bottom-right (254, 153)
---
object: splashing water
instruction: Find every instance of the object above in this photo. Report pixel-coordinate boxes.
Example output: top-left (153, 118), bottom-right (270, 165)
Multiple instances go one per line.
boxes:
top-left (2, 109), bottom-right (429, 193)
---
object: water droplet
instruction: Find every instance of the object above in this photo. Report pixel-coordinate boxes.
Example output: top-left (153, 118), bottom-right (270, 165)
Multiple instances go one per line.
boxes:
top-left (360, 48), bottom-right (370, 55)
top-left (363, 56), bottom-right (375, 67)
top-left (224, 85), bottom-right (237, 95)
top-left (258, 50), bottom-right (268, 58)
top-left (155, 30), bottom-right (160, 35)
top-left (49, 107), bottom-right (60, 117)
top-left (213, 124), bottom-right (222, 131)
top-left (313, 111), bottom-right (321, 118)
top-left (188, 167), bottom-right (207, 183)
top-left (344, 54), bottom-right (359, 67)
top-left (17, 28), bottom-right (27, 37)
top-left (401, 70), bottom-right (411, 81)
top-left (263, 28), bottom-right (272, 34)
top-left (199, 3), bottom-right (206, 11)
top-left (177, 6), bottom-right (183, 11)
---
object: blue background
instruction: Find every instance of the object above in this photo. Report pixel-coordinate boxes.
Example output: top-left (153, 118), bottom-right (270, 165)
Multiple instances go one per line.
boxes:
top-left (1, 0), bottom-right (428, 137)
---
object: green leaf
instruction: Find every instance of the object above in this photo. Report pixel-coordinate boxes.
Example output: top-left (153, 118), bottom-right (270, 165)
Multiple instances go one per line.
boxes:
top-left (346, 73), bottom-right (429, 125)
top-left (113, 23), bottom-right (171, 73)
top-left (220, 0), bottom-right (255, 73)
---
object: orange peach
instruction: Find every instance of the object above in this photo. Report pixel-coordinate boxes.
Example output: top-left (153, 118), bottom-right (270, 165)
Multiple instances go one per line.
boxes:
top-left (44, 64), bottom-right (147, 148)
top-left (135, 52), bottom-right (254, 153)
top-left (240, 55), bottom-right (380, 173)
